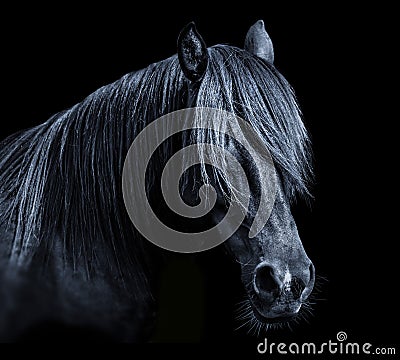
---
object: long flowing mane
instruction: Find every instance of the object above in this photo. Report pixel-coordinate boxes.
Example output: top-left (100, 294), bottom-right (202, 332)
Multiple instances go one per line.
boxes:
top-left (0, 45), bottom-right (313, 278)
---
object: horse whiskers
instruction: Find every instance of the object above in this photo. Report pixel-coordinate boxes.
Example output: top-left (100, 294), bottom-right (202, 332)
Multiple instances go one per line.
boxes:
top-left (234, 258), bottom-right (258, 267)
top-left (234, 292), bottom-right (319, 336)
top-left (234, 297), bottom-right (269, 334)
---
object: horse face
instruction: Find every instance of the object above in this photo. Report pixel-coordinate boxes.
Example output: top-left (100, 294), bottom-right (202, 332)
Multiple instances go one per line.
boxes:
top-left (178, 159), bottom-right (315, 324)
top-left (225, 177), bottom-right (315, 323)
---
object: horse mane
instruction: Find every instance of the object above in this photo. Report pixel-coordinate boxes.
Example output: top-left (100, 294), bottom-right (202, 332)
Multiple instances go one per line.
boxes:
top-left (0, 45), bottom-right (313, 277)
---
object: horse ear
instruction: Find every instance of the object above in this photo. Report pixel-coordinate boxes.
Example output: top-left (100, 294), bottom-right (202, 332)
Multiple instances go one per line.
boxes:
top-left (244, 20), bottom-right (274, 64)
top-left (178, 22), bottom-right (209, 82)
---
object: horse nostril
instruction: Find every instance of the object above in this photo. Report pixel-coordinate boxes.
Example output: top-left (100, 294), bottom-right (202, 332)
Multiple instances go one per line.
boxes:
top-left (310, 263), bottom-right (315, 282)
top-left (291, 278), bottom-right (306, 299)
top-left (300, 262), bottom-right (316, 301)
top-left (255, 265), bottom-right (280, 295)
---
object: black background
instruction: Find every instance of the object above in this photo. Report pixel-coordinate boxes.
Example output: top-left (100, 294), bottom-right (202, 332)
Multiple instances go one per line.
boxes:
top-left (1, 2), bottom-right (397, 354)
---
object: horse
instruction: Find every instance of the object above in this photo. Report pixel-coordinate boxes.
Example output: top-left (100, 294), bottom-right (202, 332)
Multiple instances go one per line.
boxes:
top-left (0, 20), bottom-right (315, 341)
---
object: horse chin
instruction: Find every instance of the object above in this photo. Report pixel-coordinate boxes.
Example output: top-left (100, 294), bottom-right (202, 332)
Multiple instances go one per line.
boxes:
top-left (252, 308), bottom-right (296, 324)
top-left (250, 301), bottom-right (300, 324)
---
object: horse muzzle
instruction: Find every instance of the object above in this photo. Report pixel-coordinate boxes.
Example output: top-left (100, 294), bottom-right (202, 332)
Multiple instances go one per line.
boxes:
top-left (249, 261), bottom-right (315, 323)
